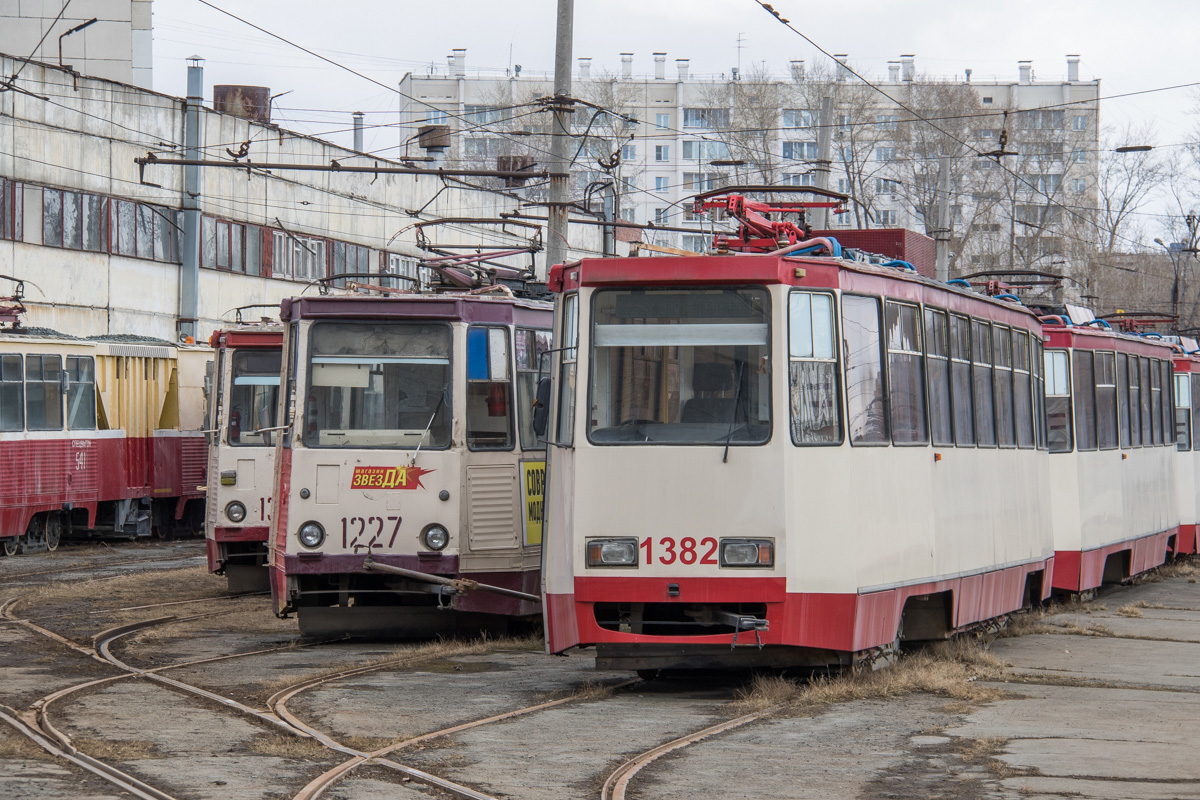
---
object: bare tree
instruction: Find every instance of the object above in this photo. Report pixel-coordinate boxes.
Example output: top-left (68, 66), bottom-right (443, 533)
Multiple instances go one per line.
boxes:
top-left (698, 62), bottom-right (781, 185)
top-left (1095, 122), bottom-right (1165, 253)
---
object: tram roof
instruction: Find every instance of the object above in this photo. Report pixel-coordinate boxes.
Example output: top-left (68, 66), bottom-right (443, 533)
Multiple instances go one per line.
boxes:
top-left (280, 293), bottom-right (552, 327)
top-left (210, 325), bottom-right (285, 350)
top-left (1044, 323), bottom-right (1186, 358)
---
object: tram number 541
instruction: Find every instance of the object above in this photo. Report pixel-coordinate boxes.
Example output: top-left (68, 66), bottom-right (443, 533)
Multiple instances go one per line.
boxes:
top-left (342, 516), bottom-right (402, 549)
top-left (640, 536), bottom-right (718, 566)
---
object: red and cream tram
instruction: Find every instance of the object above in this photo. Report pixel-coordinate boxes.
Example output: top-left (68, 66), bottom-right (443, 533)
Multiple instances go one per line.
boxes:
top-left (268, 292), bottom-right (552, 636)
top-left (539, 194), bottom-right (1055, 672)
top-left (0, 323), bottom-right (209, 555)
top-left (205, 323), bottom-right (284, 591)
top-left (1042, 319), bottom-right (1180, 592)
top-left (1173, 346), bottom-right (1200, 556)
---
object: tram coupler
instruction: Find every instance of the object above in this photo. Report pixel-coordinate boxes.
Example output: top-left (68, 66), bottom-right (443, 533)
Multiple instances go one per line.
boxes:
top-left (362, 556), bottom-right (541, 604)
top-left (712, 611), bottom-right (768, 650)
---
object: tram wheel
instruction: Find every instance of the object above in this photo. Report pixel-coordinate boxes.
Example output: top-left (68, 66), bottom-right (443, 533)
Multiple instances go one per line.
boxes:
top-left (1, 538), bottom-right (17, 557)
top-left (45, 515), bottom-right (61, 552)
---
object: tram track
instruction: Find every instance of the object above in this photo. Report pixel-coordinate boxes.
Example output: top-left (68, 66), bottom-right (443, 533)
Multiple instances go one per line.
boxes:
top-left (0, 548), bottom-right (204, 583)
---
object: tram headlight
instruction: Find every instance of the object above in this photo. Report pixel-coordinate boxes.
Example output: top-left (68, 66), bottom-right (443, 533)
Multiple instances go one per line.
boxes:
top-left (719, 539), bottom-right (774, 568)
top-left (586, 538), bottom-right (639, 567)
top-left (224, 501), bottom-right (247, 523)
top-left (421, 524), bottom-right (450, 551)
top-left (297, 521), bottom-right (325, 549)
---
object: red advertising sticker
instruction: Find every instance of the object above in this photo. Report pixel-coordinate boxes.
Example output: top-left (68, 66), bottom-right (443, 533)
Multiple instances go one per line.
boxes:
top-left (350, 466), bottom-right (433, 490)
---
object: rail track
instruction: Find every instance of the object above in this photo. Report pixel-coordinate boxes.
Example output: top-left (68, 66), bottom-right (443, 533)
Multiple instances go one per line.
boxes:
top-left (0, 548), bottom-right (204, 583)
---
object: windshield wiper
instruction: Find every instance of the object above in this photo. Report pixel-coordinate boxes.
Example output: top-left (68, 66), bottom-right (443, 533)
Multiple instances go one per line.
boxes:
top-left (722, 361), bottom-right (746, 464)
top-left (410, 389), bottom-right (448, 467)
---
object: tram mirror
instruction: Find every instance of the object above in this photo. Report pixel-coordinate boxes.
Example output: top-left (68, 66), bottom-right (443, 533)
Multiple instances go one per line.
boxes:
top-left (532, 376), bottom-right (551, 436)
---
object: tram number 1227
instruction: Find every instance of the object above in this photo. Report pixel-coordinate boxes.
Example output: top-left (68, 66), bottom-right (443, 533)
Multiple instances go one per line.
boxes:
top-left (640, 536), bottom-right (718, 566)
top-left (341, 516), bottom-right (403, 549)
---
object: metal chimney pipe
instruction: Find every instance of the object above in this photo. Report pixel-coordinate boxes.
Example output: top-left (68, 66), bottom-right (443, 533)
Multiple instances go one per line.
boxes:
top-left (352, 111), bottom-right (364, 152)
top-left (1018, 60), bottom-right (1032, 84)
top-left (620, 52), bottom-right (633, 79)
top-left (676, 58), bottom-right (689, 80)
top-left (789, 60), bottom-right (805, 82)
top-left (888, 61), bottom-right (900, 82)
top-left (179, 56), bottom-right (204, 342)
top-left (1066, 55), bottom-right (1079, 83)
top-left (900, 54), bottom-right (915, 82)
top-left (834, 54), bottom-right (849, 81)
top-left (653, 52), bottom-right (666, 80)
top-left (964, 68), bottom-right (972, 83)
top-left (578, 57), bottom-right (591, 79)
top-left (452, 48), bottom-right (466, 76)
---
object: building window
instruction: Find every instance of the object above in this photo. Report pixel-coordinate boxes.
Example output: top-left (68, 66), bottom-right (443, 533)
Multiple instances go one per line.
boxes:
top-left (875, 147), bottom-right (895, 162)
top-left (621, 144), bottom-right (635, 161)
top-left (1071, 178), bottom-right (1086, 193)
top-left (683, 108), bottom-right (730, 129)
top-left (982, 96), bottom-right (993, 105)
top-left (653, 208), bottom-right (669, 225)
top-left (782, 141), bottom-right (818, 161)
top-left (462, 137), bottom-right (501, 158)
top-left (781, 109), bottom-right (814, 128)
top-left (781, 173), bottom-right (814, 186)
top-left (655, 113), bottom-right (669, 129)
top-left (655, 176), bottom-right (669, 192)
top-left (877, 209), bottom-right (897, 226)
top-left (425, 109), bottom-right (448, 125)
top-left (463, 105), bottom-right (502, 125)
top-left (876, 114), bottom-right (899, 131)
top-left (681, 234), bottom-right (707, 252)
top-left (682, 140), bottom-right (730, 161)
top-left (1072, 149), bottom-right (1086, 164)
top-left (1072, 114), bottom-right (1088, 131)
top-left (0, 179), bottom-right (23, 242)
top-left (875, 178), bottom-right (900, 195)
top-left (683, 172), bottom-right (720, 192)
top-left (619, 208), bottom-right (636, 223)
top-left (837, 179), bottom-right (849, 194)
top-left (655, 145), bottom-right (669, 162)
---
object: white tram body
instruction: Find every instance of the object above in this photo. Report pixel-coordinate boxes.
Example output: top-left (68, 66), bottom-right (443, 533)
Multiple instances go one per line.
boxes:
top-left (542, 255), bottom-right (1054, 671)
top-left (204, 325), bottom-right (283, 591)
top-left (268, 294), bottom-right (552, 636)
top-left (1042, 323), bottom-right (1180, 591)
top-left (1172, 351), bottom-right (1200, 556)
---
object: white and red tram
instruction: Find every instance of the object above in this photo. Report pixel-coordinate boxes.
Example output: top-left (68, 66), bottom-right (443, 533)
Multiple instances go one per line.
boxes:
top-left (268, 293), bottom-right (552, 636)
top-left (0, 326), bottom-right (209, 555)
top-left (1172, 347), bottom-right (1200, 556)
top-left (1041, 320), bottom-right (1180, 592)
top-left (205, 323), bottom-right (283, 591)
top-left (540, 246), bottom-right (1056, 671)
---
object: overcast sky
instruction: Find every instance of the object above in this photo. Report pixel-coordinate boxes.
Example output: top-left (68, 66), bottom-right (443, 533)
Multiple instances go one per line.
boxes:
top-left (150, 0), bottom-right (1198, 229)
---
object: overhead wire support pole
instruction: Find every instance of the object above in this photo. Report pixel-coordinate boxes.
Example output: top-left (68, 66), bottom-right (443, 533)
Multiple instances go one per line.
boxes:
top-left (545, 0), bottom-right (575, 279)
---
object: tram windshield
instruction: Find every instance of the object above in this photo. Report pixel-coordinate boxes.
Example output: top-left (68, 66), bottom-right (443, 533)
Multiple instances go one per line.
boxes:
top-left (588, 287), bottom-right (771, 445)
top-left (228, 348), bottom-right (281, 446)
top-left (304, 322), bottom-right (451, 449)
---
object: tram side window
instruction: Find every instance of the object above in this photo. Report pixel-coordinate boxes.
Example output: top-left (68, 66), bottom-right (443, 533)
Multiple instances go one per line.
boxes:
top-left (1161, 360), bottom-right (1174, 447)
top-left (229, 349), bottom-right (281, 446)
top-left (949, 314), bottom-right (974, 445)
top-left (788, 292), bottom-right (840, 445)
top-left (1150, 359), bottom-right (1163, 445)
top-left (924, 308), bottom-right (953, 446)
top-left (1128, 355), bottom-right (1142, 446)
top-left (26, 355), bottom-right (63, 431)
top-left (1013, 330), bottom-right (1034, 448)
top-left (1140, 358), bottom-right (1154, 445)
top-left (515, 327), bottom-right (552, 450)
top-left (1034, 339), bottom-right (1047, 450)
top-left (1192, 373), bottom-right (1200, 451)
top-left (843, 295), bottom-right (888, 445)
top-left (1094, 353), bottom-right (1117, 450)
top-left (971, 321), bottom-right (996, 446)
top-left (1117, 353), bottom-right (1131, 448)
top-left (1073, 351), bottom-right (1097, 451)
top-left (466, 327), bottom-right (514, 451)
top-left (993, 326), bottom-right (1015, 447)
top-left (304, 322), bottom-right (451, 449)
top-left (65, 356), bottom-right (96, 430)
top-left (557, 294), bottom-right (578, 446)
top-left (0, 355), bottom-right (22, 431)
top-left (885, 301), bottom-right (927, 444)
top-left (1176, 371), bottom-right (1192, 451)
top-left (1045, 349), bottom-right (1072, 453)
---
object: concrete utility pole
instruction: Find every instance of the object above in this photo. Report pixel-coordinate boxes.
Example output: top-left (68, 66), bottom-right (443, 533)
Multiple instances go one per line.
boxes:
top-left (602, 182), bottom-right (615, 256)
top-left (934, 153), bottom-right (952, 282)
top-left (813, 96), bottom-right (834, 229)
top-left (545, 0), bottom-right (574, 278)
top-left (179, 56), bottom-right (204, 342)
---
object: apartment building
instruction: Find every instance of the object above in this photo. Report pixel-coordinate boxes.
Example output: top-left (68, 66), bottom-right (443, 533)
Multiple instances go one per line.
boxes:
top-left (399, 51), bottom-right (1101, 275)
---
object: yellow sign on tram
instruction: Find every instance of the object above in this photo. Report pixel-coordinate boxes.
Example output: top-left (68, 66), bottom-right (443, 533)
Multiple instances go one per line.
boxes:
top-left (520, 460), bottom-right (546, 546)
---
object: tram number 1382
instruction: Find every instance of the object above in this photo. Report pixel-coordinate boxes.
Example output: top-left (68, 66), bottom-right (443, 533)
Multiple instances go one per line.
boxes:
top-left (640, 536), bottom-right (719, 566)
top-left (341, 516), bottom-right (403, 549)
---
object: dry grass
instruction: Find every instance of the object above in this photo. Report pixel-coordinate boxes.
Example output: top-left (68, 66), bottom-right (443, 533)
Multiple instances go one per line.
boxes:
top-left (1115, 604), bottom-right (1144, 618)
top-left (73, 737), bottom-right (162, 761)
top-left (258, 634), bottom-right (541, 695)
top-left (13, 565), bottom-right (223, 616)
top-left (245, 734), bottom-right (333, 761)
top-left (0, 733), bottom-right (47, 759)
top-left (730, 641), bottom-right (1010, 717)
top-left (995, 608), bottom-right (1055, 639)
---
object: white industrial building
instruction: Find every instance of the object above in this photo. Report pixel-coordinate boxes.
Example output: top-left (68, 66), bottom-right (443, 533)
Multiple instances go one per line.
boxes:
top-left (399, 51), bottom-right (1102, 273)
top-left (0, 51), bottom-right (599, 342)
